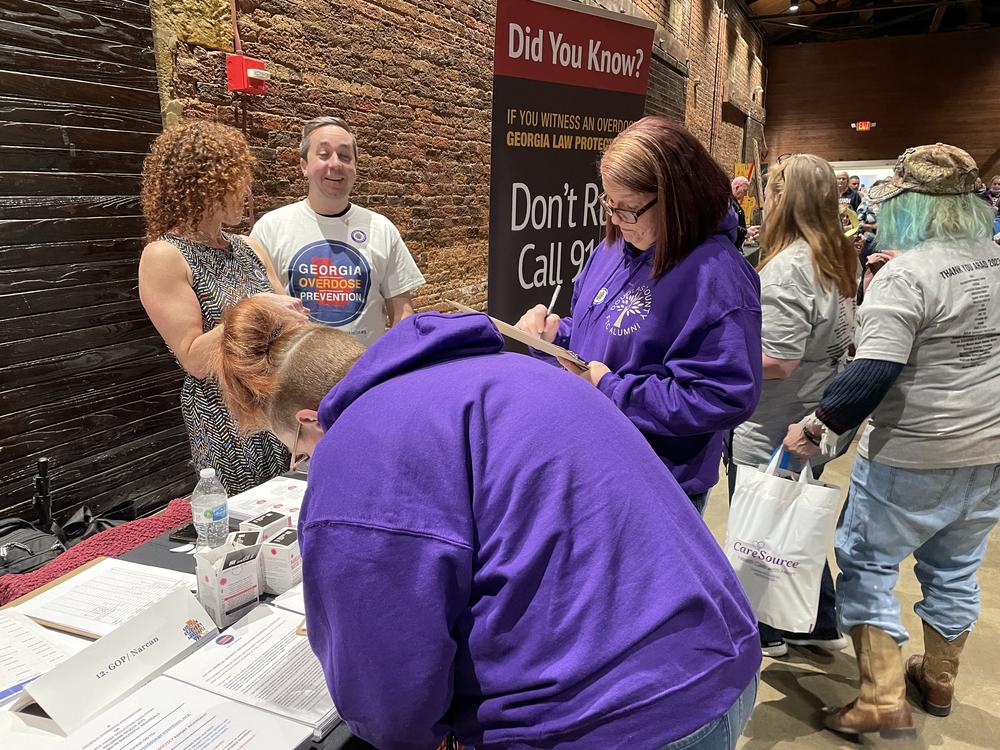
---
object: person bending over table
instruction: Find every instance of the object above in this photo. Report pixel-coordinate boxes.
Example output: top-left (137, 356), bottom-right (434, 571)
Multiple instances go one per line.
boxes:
top-left (215, 297), bottom-right (761, 750)
top-left (139, 120), bottom-right (305, 494)
top-left (516, 117), bottom-right (763, 515)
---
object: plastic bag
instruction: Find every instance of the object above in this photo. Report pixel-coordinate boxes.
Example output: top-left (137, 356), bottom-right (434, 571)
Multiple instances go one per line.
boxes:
top-left (724, 449), bottom-right (842, 633)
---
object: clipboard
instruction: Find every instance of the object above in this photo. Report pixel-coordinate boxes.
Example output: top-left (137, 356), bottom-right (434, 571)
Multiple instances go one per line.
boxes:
top-left (444, 300), bottom-right (589, 369)
top-left (1, 557), bottom-right (108, 639)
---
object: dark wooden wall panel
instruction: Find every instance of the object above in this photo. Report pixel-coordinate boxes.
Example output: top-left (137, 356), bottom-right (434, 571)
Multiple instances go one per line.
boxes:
top-left (765, 29), bottom-right (1000, 176)
top-left (0, 0), bottom-right (195, 521)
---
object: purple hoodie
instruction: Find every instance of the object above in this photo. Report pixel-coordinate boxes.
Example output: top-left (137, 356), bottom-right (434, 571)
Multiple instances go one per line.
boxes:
top-left (552, 212), bottom-right (762, 494)
top-left (299, 312), bottom-right (760, 750)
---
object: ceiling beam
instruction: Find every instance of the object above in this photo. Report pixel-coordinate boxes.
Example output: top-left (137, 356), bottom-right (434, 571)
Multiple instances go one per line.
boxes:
top-left (753, 0), bottom-right (955, 21)
top-left (868, 4), bottom-right (937, 32)
top-left (757, 19), bottom-right (860, 37)
top-left (929, 2), bottom-right (948, 31)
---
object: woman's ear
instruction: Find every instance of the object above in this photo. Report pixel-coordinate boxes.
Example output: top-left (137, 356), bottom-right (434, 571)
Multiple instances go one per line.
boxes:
top-left (294, 409), bottom-right (319, 426)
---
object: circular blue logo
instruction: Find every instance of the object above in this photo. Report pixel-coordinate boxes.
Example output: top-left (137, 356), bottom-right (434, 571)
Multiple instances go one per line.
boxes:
top-left (350, 229), bottom-right (367, 244)
top-left (288, 240), bottom-right (372, 326)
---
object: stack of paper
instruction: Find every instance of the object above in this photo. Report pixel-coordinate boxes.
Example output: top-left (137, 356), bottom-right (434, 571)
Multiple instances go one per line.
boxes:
top-left (0, 611), bottom-right (72, 705)
top-left (12, 559), bottom-right (195, 639)
top-left (227, 477), bottom-right (307, 523)
top-left (166, 604), bottom-right (339, 740)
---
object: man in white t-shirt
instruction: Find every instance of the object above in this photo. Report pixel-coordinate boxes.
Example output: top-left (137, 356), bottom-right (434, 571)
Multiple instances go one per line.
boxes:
top-left (252, 116), bottom-right (425, 346)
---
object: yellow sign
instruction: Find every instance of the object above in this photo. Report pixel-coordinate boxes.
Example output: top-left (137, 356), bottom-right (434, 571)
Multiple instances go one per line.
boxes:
top-left (734, 162), bottom-right (757, 218)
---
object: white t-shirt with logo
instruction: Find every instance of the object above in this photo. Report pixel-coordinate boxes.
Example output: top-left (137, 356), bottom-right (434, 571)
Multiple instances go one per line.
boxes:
top-left (855, 237), bottom-right (1000, 468)
top-left (733, 239), bottom-right (856, 467)
top-left (251, 200), bottom-right (425, 346)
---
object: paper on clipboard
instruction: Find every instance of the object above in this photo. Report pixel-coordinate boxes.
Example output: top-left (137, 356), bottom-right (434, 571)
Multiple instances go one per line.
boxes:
top-left (445, 300), bottom-right (588, 369)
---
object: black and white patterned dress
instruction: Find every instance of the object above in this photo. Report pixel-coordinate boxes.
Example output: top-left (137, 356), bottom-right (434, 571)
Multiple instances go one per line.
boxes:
top-left (165, 232), bottom-right (290, 495)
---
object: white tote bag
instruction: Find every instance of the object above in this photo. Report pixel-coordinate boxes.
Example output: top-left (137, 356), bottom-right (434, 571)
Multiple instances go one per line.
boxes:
top-left (724, 450), bottom-right (842, 633)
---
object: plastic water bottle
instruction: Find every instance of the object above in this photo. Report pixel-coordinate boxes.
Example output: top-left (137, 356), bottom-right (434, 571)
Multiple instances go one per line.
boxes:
top-left (190, 468), bottom-right (229, 548)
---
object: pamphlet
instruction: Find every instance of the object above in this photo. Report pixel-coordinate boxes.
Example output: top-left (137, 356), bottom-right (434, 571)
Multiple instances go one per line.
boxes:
top-left (53, 677), bottom-right (312, 750)
top-left (166, 604), bottom-right (339, 740)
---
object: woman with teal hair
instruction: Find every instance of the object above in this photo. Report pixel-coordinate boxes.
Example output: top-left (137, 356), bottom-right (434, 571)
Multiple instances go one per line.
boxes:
top-left (782, 144), bottom-right (999, 739)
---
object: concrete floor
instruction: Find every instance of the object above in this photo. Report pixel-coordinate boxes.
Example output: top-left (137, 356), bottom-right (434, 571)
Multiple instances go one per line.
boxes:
top-left (703, 444), bottom-right (1000, 750)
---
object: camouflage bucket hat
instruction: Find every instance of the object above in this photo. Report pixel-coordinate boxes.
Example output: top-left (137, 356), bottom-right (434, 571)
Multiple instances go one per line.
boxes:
top-left (868, 143), bottom-right (979, 203)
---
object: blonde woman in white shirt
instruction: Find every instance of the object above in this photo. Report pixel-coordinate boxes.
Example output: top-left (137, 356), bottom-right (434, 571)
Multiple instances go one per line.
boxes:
top-left (731, 154), bottom-right (859, 657)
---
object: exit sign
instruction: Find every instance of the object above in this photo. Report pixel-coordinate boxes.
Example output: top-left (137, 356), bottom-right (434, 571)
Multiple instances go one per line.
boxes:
top-left (851, 120), bottom-right (876, 132)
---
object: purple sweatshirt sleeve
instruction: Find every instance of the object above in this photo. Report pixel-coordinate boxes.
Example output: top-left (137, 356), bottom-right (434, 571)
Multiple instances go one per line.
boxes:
top-left (302, 521), bottom-right (473, 750)
top-left (595, 307), bottom-right (762, 437)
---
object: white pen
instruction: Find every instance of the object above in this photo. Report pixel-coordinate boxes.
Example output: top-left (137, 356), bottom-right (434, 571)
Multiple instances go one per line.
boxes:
top-left (546, 283), bottom-right (562, 315)
top-left (539, 283), bottom-right (562, 335)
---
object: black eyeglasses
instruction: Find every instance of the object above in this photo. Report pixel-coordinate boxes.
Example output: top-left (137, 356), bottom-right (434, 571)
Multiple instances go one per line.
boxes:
top-left (289, 421), bottom-right (308, 476)
top-left (598, 192), bottom-right (658, 224)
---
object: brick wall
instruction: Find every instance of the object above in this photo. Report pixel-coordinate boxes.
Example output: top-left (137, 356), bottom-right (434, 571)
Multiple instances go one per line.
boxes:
top-left (149, 0), bottom-right (766, 311)
top-left (153, 0), bottom-right (496, 311)
top-left (681, 0), bottom-right (766, 172)
top-left (645, 53), bottom-right (687, 122)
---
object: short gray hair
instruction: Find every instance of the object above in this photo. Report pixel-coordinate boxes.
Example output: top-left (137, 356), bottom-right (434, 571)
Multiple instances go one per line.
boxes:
top-left (299, 116), bottom-right (357, 161)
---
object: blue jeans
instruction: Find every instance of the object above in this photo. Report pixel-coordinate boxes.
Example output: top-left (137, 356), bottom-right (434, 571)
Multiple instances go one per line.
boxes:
top-left (688, 491), bottom-right (710, 516)
top-left (836, 456), bottom-right (1000, 644)
top-left (658, 676), bottom-right (758, 750)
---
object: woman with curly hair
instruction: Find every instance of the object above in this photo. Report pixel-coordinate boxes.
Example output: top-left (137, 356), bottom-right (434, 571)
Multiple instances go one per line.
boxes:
top-left (139, 119), bottom-right (305, 494)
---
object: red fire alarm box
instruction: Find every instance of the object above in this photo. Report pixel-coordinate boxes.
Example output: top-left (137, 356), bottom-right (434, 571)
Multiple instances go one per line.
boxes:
top-left (226, 54), bottom-right (270, 94)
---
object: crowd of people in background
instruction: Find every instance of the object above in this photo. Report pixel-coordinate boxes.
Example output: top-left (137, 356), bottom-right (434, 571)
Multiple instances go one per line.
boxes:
top-left (136, 115), bottom-right (1000, 749)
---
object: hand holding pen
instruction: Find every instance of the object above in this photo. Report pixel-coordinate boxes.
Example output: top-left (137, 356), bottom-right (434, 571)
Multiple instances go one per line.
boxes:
top-left (514, 284), bottom-right (562, 343)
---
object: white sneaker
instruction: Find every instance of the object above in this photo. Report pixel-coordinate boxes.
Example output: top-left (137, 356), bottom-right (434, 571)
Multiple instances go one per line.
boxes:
top-left (785, 634), bottom-right (849, 652)
top-left (761, 639), bottom-right (788, 657)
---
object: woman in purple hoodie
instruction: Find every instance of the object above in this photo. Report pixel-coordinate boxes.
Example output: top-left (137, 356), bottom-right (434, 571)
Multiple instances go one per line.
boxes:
top-left (216, 297), bottom-right (760, 750)
top-left (517, 118), bottom-right (763, 514)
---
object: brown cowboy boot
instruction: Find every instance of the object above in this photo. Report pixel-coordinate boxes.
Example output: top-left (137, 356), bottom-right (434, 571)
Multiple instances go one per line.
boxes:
top-left (906, 621), bottom-right (969, 717)
top-left (824, 625), bottom-right (916, 739)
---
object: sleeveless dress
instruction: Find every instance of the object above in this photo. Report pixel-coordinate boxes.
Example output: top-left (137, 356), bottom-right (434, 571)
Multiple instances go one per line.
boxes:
top-left (164, 232), bottom-right (290, 495)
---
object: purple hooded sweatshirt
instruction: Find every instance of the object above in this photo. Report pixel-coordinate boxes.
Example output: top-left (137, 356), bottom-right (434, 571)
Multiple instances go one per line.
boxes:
top-left (299, 312), bottom-right (760, 750)
top-left (552, 211), bottom-right (763, 494)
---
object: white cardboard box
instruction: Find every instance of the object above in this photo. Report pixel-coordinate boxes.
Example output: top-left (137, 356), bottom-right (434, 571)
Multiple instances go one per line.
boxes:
top-left (262, 528), bottom-right (303, 596)
top-left (239, 510), bottom-right (291, 542)
top-left (230, 530), bottom-right (265, 593)
top-left (194, 541), bottom-right (261, 628)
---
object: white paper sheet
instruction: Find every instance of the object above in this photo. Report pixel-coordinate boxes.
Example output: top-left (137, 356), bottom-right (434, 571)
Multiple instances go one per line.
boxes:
top-left (53, 677), bottom-right (312, 750)
top-left (166, 605), bottom-right (337, 738)
top-left (14, 559), bottom-right (195, 639)
top-left (273, 582), bottom-right (306, 615)
top-left (0, 612), bottom-right (72, 705)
